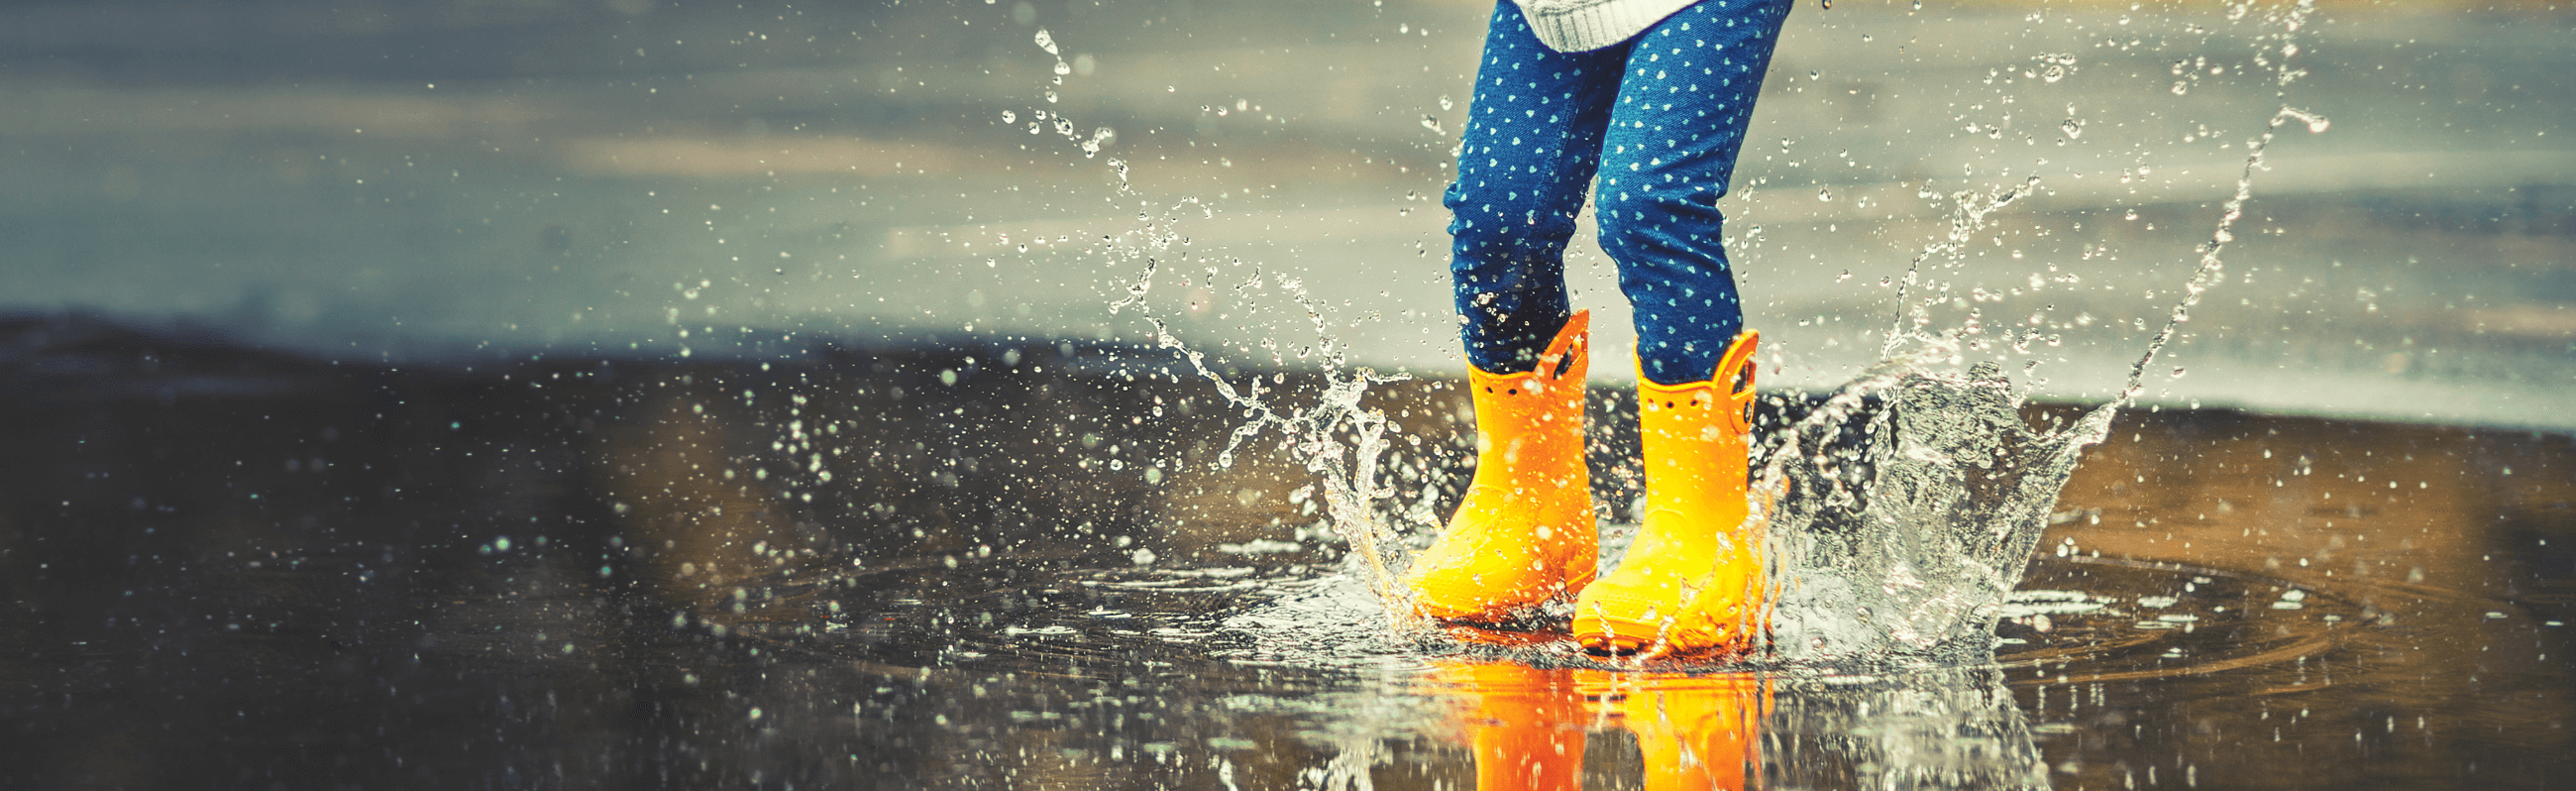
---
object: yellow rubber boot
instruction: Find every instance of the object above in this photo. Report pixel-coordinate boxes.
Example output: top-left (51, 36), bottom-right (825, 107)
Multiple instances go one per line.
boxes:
top-left (1407, 311), bottom-right (1597, 623)
top-left (1574, 331), bottom-right (1766, 656)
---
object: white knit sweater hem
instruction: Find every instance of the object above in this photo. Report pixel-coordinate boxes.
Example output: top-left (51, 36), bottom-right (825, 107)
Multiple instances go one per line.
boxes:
top-left (1514, 0), bottom-right (1702, 53)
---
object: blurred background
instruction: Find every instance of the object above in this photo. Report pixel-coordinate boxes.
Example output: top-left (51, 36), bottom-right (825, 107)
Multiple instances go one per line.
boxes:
top-left (4, 0), bottom-right (2569, 427)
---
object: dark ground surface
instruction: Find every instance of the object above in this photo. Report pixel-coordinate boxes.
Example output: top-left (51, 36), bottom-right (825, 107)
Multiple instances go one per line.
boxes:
top-left (1, 314), bottom-right (2568, 789)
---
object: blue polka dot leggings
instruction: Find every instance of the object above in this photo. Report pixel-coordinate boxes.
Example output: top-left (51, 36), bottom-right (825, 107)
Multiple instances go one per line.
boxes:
top-left (1447, 0), bottom-right (1792, 385)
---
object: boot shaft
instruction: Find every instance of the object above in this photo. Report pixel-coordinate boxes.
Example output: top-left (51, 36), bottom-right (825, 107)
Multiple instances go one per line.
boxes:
top-left (1464, 310), bottom-right (1592, 486)
top-left (1635, 331), bottom-right (1759, 536)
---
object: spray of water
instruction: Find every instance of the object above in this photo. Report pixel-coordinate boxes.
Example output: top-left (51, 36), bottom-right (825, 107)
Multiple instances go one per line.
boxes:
top-left (2124, 0), bottom-right (2328, 403)
top-left (1749, 0), bottom-right (2327, 663)
top-left (1755, 358), bottom-right (2116, 662)
top-left (1012, 20), bottom-right (1432, 637)
top-left (1049, 0), bottom-right (2327, 662)
top-left (1884, 176), bottom-right (2047, 355)
top-left (1114, 260), bottom-right (1421, 633)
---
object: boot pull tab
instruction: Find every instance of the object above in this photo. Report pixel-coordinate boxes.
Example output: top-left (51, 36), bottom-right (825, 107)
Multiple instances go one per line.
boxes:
top-left (1718, 330), bottom-right (1760, 433)
top-left (1537, 309), bottom-right (1592, 385)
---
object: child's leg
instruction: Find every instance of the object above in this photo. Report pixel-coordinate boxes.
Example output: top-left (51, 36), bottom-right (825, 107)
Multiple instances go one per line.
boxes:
top-left (1574, 0), bottom-right (1792, 657)
top-left (1411, 3), bottom-right (1630, 624)
top-left (1593, 0), bottom-right (1793, 385)
top-left (1446, 0), bottom-right (1625, 375)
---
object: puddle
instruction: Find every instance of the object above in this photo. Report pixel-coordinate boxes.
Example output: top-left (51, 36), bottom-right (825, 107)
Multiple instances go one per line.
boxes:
top-left (3, 317), bottom-right (2567, 788)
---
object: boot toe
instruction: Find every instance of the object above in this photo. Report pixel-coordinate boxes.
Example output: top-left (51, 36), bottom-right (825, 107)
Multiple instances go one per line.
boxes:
top-left (1572, 585), bottom-right (1679, 654)
top-left (1408, 562), bottom-right (1546, 623)
top-left (1573, 579), bottom-right (1753, 656)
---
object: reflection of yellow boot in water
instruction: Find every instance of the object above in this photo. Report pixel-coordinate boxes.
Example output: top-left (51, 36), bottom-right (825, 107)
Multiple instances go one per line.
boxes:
top-left (1425, 661), bottom-right (1587, 791)
top-left (1595, 673), bottom-right (1768, 791)
top-left (1408, 311), bottom-right (1597, 623)
top-left (1575, 331), bottom-right (1767, 657)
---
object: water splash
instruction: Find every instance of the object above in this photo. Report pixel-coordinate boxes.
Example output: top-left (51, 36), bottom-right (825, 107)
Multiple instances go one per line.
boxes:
top-left (1090, 198), bottom-right (1421, 637)
top-left (2123, 0), bottom-right (2328, 404)
top-left (1122, 264), bottom-right (1421, 633)
top-left (1757, 357), bottom-right (2114, 662)
top-left (2116, 104), bottom-right (2318, 404)
top-left (1748, 0), bottom-right (2328, 663)
top-left (1021, 29), bottom-right (1123, 165)
top-left (1069, 1), bottom-right (2326, 663)
top-left (1001, 22), bottom-right (1425, 638)
top-left (1884, 177), bottom-right (2045, 350)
